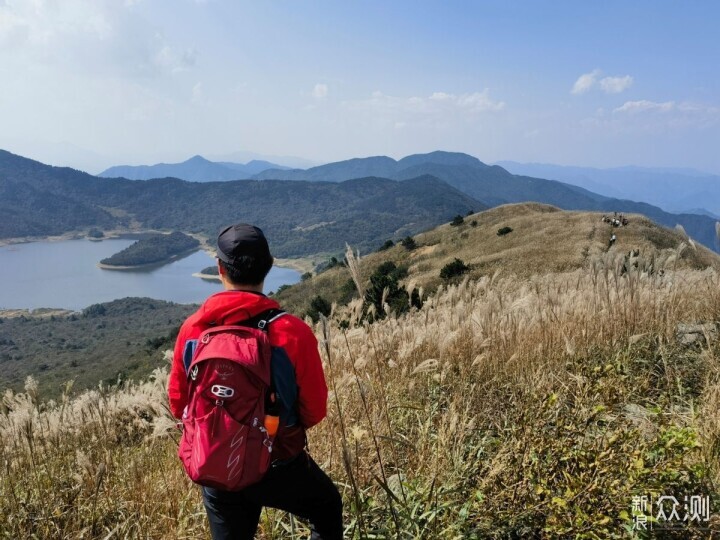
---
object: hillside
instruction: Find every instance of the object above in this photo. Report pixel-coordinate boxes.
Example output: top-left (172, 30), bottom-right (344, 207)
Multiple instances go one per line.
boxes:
top-left (0, 298), bottom-right (194, 397)
top-left (3, 245), bottom-right (720, 536)
top-left (0, 150), bottom-right (482, 257)
top-left (276, 203), bottom-right (720, 317)
top-left (99, 155), bottom-right (286, 182)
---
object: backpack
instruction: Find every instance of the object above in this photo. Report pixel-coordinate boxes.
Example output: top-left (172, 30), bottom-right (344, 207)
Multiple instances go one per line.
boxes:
top-left (178, 308), bottom-right (286, 491)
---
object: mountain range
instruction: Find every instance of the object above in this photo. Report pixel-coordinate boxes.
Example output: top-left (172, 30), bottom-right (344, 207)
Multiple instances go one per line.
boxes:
top-left (2, 148), bottom-right (719, 256)
top-left (251, 151), bottom-right (720, 250)
top-left (0, 150), bottom-right (480, 257)
top-left (498, 161), bottom-right (720, 218)
top-left (99, 155), bottom-right (289, 182)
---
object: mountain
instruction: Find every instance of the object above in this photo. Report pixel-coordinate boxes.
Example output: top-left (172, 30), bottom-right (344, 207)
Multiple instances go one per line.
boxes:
top-left (99, 155), bottom-right (285, 182)
top-left (3, 148), bottom-right (719, 255)
top-left (253, 151), bottom-right (483, 181)
top-left (0, 150), bottom-right (482, 257)
top-left (498, 161), bottom-right (720, 216)
top-left (218, 160), bottom-right (290, 176)
top-left (207, 150), bottom-right (320, 170)
top-left (254, 150), bottom-right (720, 251)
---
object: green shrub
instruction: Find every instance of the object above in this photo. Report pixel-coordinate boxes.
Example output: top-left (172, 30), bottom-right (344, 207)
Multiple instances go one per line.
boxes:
top-left (497, 226), bottom-right (513, 236)
top-left (365, 262), bottom-right (421, 320)
top-left (450, 215), bottom-right (465, 226)
top-left (307, 295), bottom-right (332, 322)
top-left (440, 258), bottom-right (469, 280)
top-left (301, 272), bottom-right (313, 281)
top-left (401, 236), bottom-right (417, 250)
top-left (378, 240), bottom-right (395, 251)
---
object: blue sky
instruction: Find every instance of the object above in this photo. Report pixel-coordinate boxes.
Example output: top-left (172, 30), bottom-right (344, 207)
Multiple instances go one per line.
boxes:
top-left (0, 0), bottom-right (718, 173)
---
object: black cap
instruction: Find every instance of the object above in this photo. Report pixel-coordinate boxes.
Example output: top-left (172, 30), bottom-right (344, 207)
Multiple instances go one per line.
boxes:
top-left (217, 223), bottom-right (272, 265)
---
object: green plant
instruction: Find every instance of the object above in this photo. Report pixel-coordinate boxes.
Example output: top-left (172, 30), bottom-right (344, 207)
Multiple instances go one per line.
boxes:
top-left (450, 215), bottom-right (465, 227)
top-left (401, 236), bottom-right (417, 251)
top-left (497, 226), bottom-right (513, 236)
top-left (307, 295), bottom-right (332, 322)
top-left (378, 240), bottom-right (395, 252)
top-left (440, 258), bottom-right (469, 280)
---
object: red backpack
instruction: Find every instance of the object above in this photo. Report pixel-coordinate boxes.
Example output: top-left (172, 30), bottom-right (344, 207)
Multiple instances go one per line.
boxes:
top-left (178, 309), bottom-right (285, 491)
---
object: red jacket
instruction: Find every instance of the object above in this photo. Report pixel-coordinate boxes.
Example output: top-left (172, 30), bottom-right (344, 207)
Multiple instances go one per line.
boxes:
top-left (168, 290), bottom-right (328, 460)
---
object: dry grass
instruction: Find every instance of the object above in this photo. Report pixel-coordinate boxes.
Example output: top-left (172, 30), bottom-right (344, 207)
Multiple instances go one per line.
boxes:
top-left (277, 203), bottom-right (720, 316)
top-left (4, 257), bottom-right (720, 537)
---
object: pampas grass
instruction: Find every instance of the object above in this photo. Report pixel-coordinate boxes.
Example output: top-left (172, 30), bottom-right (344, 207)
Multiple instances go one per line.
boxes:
top-left (3, 261), bottom-right (720, 537)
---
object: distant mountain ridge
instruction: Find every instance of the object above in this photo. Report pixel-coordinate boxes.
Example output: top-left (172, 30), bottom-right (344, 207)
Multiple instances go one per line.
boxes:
top-left (498, 161), bottom-right (720, 217)
top-left (253, 150), bottom-right (486, 181)
top-left (99, 155), bottom-right (288, 182)
top-left (252, 150), bottom-right (720, 251)
top-left (2, 148), bottom-right (719, 255)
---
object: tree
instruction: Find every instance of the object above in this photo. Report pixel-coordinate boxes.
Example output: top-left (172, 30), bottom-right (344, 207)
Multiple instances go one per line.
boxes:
top-left (440, 258), bottom-right (469, 280)
top-left (401, 236), bottom-right (417, 250)
top-left (307, 295), bottom-right (332, 322)
top-left (450, 215), bottom-right (464, 226)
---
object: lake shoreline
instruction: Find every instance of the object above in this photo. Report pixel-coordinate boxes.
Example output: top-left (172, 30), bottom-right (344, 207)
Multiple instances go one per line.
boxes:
top-left (0, 231), bottom-right (311, 273)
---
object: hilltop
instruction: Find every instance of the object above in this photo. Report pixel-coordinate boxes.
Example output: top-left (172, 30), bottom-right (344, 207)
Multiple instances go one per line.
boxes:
top-left (276, 203), bottom-right (720, 317)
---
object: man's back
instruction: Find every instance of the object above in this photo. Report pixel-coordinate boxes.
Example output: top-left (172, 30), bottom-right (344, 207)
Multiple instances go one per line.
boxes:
top-left (168, 223), bottom-right (342, 539)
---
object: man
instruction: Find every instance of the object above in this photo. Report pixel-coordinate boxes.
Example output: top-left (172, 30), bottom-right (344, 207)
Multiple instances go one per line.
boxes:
top-left (168, 223), bottom-right (343, 539)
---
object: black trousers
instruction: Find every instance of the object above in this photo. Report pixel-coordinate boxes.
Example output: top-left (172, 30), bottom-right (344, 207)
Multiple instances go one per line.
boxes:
top-left (202, 452), bottom-right (343, 539)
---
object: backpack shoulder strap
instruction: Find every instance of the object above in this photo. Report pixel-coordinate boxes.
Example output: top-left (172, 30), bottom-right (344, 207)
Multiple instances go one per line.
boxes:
top-left (233, 308), bottom-right (286, 331)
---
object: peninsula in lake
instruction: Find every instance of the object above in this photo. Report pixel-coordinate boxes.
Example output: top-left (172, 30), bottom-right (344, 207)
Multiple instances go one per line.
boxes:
top-left (99, 232), bottom-right (200, 269)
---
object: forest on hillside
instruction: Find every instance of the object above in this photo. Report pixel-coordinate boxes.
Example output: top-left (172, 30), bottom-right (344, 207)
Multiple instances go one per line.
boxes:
top-left (0, 298), bottom-right (194, 397)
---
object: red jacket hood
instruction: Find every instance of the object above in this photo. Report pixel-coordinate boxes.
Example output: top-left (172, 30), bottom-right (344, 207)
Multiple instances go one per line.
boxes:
top-left (190, 290), bottom-right (281, 327)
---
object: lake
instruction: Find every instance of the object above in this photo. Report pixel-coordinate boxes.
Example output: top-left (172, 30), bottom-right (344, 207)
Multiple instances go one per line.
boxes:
top-left (0, 239), bottom-right (301, 310)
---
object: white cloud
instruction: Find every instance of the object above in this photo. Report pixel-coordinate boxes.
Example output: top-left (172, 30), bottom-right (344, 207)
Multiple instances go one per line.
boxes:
top-left (614, 100), bottom-right (675, 114)
top-left (600, 75), bottom-right (633, 94)
top-left (154, 45), bottom-right (197, 73)
top-left (0, 0), bottom-right (196, 77)
top-left (571, 69), bottom-right (601, 94)
top-left (312, 83), bottom-right (328, 99)
top-left (572, 70), bottom-right (633, 95)
top-left (356, 89), bottom-right (504, 114)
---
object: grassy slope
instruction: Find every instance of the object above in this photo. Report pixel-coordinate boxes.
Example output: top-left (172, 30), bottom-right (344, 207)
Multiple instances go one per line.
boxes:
top-left (276, 203), bottom-right (720, 318)
top-left (3, 261), bottom-right (720, 537)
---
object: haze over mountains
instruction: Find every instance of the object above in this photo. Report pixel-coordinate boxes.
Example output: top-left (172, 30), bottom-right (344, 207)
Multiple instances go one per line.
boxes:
top-left (498, 161), bottom-right (720, 218)
top-left (2, 148), bottom-right (719, 256)
top-left (99, 155), bottom-right (289, 182)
